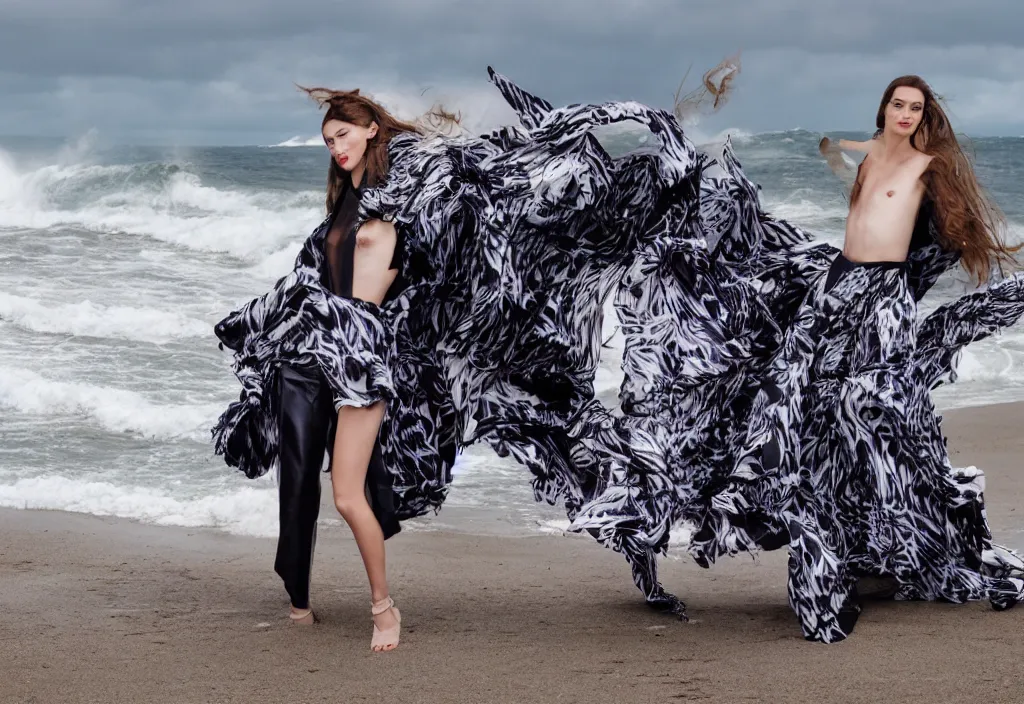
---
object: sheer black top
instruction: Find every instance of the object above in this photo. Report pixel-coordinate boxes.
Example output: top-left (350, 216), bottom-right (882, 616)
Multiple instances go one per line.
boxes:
top-left (322, 174), bottom-right (406, 302)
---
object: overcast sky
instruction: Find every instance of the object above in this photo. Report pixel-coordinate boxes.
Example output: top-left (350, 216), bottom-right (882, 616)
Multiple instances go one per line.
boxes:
top-left (2, 0), bottom-right (1023, 145)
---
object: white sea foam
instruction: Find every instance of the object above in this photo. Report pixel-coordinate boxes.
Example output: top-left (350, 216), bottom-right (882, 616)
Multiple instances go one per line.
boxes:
top-left (705, 127), bottom-right (754, 145)
top-left (764, 198), bottom-right (847, 224)
top-left (0, 149), bottom-right (320, 260)
top-left (247, 243), bottom-right (303, 280)
top-left (0, 476), bottom-right (280, 537)
top-left (953, 346), bottom-right (1015, 383)
top-left (0, 292), bottom-right (209, 342)
top-left (269, 136), bottom-right (323, 148)
top-left (0, 366), bottom-right (219, 441)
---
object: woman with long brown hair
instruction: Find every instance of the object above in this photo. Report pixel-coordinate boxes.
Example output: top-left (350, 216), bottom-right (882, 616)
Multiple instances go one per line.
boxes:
top-left (676, 74), bottom-right (1024, 643)
top-left (284, 88), bottom-right (414, 650)
top-left (218, 88), bottom-right (422, 652)
top-left (211, 69), bottom-right (726, 652)
top-left (210, 66), bottom-right (1024, 650)
top-left (820, 74), bottom-right (1017, 282)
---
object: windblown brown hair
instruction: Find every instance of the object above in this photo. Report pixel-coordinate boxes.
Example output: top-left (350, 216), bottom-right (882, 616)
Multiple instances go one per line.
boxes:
top-left (853, 75), bottom-right (1018, 284)
top-left (298, 86), bottom-right (421, 213)
top-left (673, 54), bottom-right (741, 123)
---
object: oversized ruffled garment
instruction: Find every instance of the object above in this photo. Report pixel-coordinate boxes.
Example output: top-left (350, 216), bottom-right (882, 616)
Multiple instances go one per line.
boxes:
top-left (570, 136), bottom-right (1024, 640)
top-left (212, 69), bottom-right (1024, 640)
top-left (212, 69), bottom-right (713, 531)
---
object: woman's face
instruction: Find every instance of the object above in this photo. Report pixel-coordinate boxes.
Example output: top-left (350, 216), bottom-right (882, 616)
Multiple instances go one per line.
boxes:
top-left (885, 86), bottom-right (925, 139)
top-left (322, 118), bottom-right (378, 172)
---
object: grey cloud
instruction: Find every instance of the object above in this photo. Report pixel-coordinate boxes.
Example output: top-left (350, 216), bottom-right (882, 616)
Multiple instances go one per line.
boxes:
top-left (1, 0), bottom-right (1023, 142)
top-left (4, 0), bottom-right (1023, 82)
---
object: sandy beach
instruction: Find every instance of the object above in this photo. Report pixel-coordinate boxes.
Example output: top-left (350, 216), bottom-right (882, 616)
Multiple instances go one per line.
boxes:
top-left (2, 401), bottom-right (1023, 704)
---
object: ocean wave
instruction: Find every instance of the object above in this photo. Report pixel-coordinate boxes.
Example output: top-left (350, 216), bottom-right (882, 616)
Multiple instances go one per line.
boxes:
top-left (0, 148), bottom-right (320, 260)
top-left (1008, 221), bottom-right (1024, 246)
top-left (268, 136), bottom-right (323, 148)
top-left (246, 243), bottom-right (304, 280)
top-left (0, 292), bottom-right (209, 342)
top-left (950, 345), bottom-right (1018, 383)
top-left (0, 476), bottom-right (280, 537)
top-left (762, 198), bottom-right (848, 241)
top-left (703, 127), bottom-right (755, 145)
top-left (0, 366), bottom-right (220, 441)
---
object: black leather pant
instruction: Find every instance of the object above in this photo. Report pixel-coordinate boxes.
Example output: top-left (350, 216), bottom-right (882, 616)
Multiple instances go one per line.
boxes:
top-left (274, 363), bottom-right (400, 610)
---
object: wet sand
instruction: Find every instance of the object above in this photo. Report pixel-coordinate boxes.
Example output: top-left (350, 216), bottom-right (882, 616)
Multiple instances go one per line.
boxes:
top-left (1, 402), bottom-right (1022, 703)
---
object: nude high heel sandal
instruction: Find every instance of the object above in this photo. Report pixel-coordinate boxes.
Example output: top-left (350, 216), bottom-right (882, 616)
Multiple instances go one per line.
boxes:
top-left (370, 596), bottom-right (401, 652)
top-left (289, 607), bottom-right (319, 625)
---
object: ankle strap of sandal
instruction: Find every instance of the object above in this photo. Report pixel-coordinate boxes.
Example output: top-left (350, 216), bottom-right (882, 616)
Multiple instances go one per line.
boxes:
top-left (371, 596), bottom-right (395, 615)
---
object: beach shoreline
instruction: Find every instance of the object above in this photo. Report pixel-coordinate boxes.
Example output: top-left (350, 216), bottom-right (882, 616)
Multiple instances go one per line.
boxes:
top-left (1, 401), bottom-right (1023, 703)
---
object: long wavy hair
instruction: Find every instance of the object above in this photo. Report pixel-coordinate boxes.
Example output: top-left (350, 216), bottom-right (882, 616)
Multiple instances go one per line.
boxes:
top-left (298, 86), bottom-right (421, 213)
top-left (852, 75), bottom-right (1018, 283)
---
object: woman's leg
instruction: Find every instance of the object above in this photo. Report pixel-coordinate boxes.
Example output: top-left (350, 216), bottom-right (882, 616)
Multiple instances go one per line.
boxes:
top-left (331, 401), bottom-right (399, 651)
top-left (331, 217), bottom-right (401, 650)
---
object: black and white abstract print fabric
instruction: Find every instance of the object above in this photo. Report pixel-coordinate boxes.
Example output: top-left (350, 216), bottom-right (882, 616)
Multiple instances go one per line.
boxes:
top-left (213, 69), bottom-right (710, 530)
top-left (212, 69), bottom-right (1024, 641)
top-left (571, 129), bottom-right (1024, 641)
